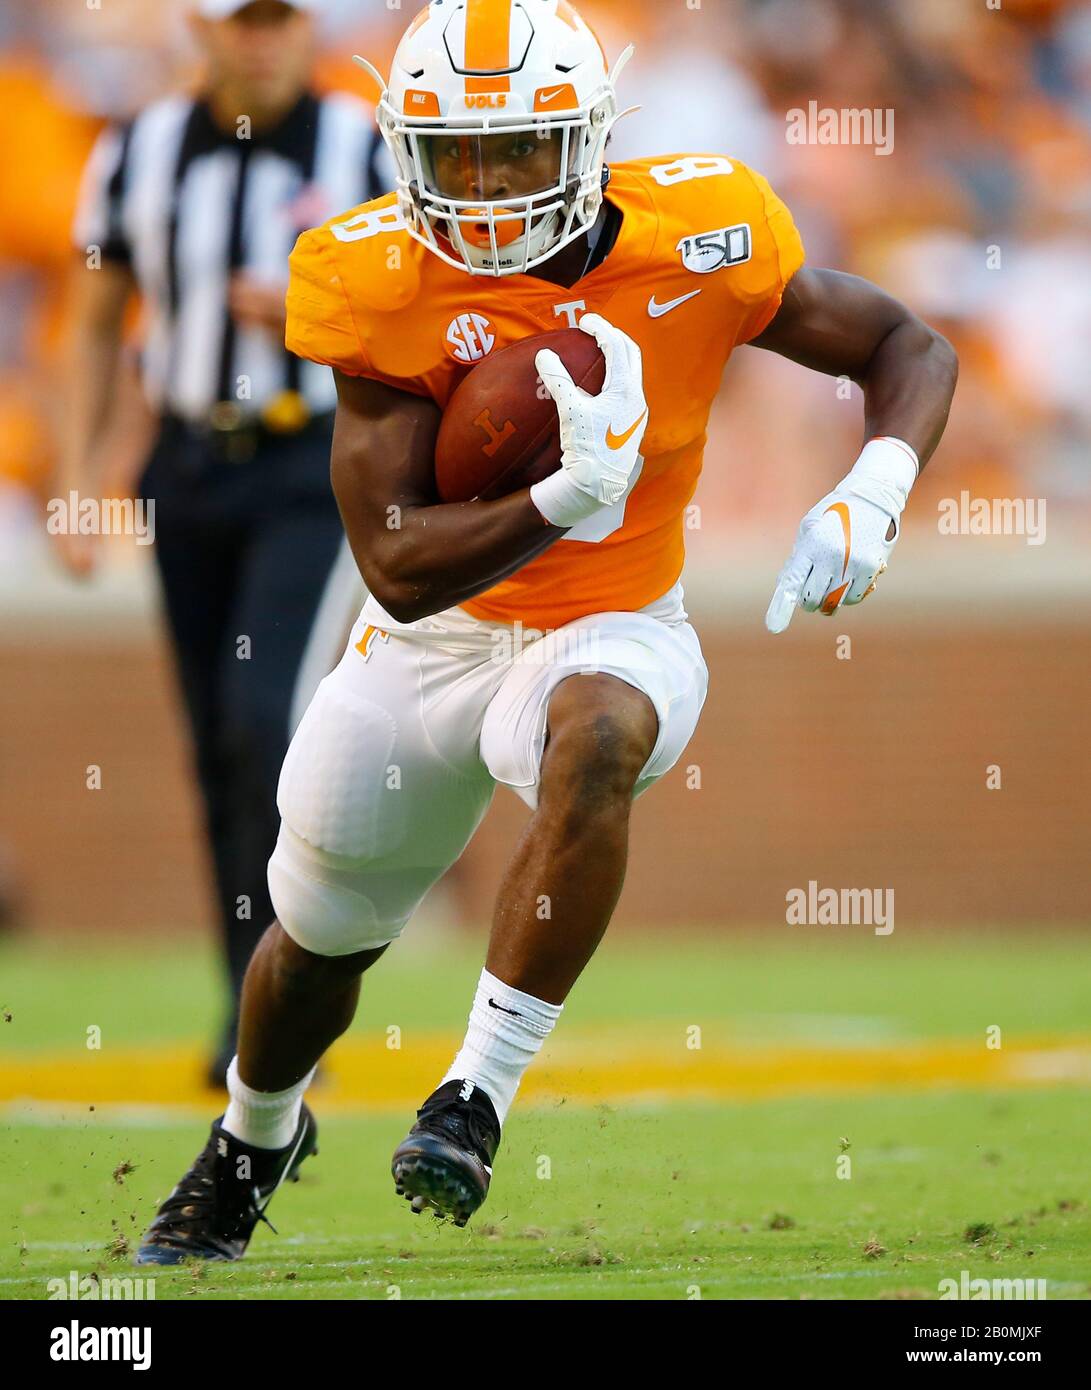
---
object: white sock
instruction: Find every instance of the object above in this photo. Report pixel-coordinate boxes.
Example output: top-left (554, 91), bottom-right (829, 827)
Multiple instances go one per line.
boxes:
top-left (222, 1058), bottom-right (316, 1150)
top-left (442, 969), bottom-right (563, 1126)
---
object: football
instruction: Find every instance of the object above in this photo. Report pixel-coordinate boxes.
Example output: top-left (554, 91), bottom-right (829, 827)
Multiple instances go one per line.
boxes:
top-left (434, 328), bottom-right (607, 503)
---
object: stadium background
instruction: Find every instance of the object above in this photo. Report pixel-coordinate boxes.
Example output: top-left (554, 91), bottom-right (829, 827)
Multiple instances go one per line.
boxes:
top-left (1, 0), bottom-right (1087, 934)
top-left (0, 0), bottom-right (1089, 1302)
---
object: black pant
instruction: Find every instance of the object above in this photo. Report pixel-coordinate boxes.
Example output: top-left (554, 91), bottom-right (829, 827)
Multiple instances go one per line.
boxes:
top-left (141, 417), bottom-right (344, 1056)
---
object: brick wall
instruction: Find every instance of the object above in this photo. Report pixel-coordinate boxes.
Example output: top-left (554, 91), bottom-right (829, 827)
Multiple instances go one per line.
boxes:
top-left (1, 614), bottom-right (1086, 936)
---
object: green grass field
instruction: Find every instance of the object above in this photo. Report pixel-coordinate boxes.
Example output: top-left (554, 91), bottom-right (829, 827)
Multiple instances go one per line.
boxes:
top-left (2, 929), bottom-right (1089, 1300)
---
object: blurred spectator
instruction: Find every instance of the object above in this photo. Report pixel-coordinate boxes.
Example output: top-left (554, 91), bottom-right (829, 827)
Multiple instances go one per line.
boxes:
top-left (2, 0), bottom-right (1088, 549)
top-left (55, 0), bottom-right (393, 1088)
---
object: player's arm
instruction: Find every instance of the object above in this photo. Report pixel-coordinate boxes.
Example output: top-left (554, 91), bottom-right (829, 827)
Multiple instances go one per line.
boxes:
top-left (330, 371), bottom-right (564, 624)
top-left (751, 267), bottom-right (957, 467)
top-left (750, 267), bottom-right (958, 632)
top-left (329, 314), bottom-right (647, 624)
top-left (55, 255), bottom-right (138, 578)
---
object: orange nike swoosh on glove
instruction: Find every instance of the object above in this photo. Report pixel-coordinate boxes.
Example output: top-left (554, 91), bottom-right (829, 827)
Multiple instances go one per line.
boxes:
top-left (820, 502), bottom-right (851, 615)
top-left (606, 409), bottom-right (648, 451)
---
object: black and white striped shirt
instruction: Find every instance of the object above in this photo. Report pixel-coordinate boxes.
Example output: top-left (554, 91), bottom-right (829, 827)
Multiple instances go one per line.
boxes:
top-left (75, 91), bottom-right (392, 425)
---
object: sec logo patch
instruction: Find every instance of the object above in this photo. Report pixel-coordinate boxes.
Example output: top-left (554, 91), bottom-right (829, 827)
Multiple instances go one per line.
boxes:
top-left (446, 313), bottom-right (496, 363)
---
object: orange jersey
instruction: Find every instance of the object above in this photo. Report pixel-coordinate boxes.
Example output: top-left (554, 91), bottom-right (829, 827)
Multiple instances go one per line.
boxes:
top-left (286, 154), bottom-right (805, 629)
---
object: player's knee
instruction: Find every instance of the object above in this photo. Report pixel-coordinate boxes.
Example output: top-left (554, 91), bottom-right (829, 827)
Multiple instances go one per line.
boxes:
top-left (268, 828), bottom-right (408, 958)
top-left (541, 676), bottom-right (658, 811)
top-left (268, 922), bottom-right (383, 992)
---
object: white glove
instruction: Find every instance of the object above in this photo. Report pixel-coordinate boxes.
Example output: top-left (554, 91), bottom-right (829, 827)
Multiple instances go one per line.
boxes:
top-left (766, 437), bottom-right (919, 633)
top-left (530, 313), bottom-right (648, 528)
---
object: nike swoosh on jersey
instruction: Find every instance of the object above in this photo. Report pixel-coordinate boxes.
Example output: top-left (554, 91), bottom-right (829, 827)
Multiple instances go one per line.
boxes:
top-left (647, 289), bottom-right (703, 318)
top-left (605, 409), bottom-right (648, 451)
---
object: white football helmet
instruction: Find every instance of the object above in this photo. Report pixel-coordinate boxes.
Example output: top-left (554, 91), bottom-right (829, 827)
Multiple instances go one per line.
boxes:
top-left (356, 0), bottom-right (633, 277)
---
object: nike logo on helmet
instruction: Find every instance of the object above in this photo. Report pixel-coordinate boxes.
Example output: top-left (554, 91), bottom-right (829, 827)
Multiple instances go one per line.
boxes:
top-left (536, 85), bottom-right (570, 106)
top-left (648, 289), bottom-right (702, 318)
top-left (605, 409), bottom-right (648, 451)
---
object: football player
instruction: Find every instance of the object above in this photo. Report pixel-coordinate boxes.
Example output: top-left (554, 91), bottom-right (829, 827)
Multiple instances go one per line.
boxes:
top-left (136, 0), bottom-right (956, 1262)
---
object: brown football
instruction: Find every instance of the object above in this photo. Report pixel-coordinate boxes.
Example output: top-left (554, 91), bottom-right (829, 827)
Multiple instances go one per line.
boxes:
top-left (434, 328), bottom-right (606, 503)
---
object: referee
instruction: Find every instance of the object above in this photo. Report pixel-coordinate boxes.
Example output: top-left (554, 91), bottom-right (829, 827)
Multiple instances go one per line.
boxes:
top-left (60, 0), bottom-right (390, 1084)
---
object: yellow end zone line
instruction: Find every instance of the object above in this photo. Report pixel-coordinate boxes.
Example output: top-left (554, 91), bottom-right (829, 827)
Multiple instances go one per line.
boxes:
top-left (3, 1032), bottom-right (1091, 1112)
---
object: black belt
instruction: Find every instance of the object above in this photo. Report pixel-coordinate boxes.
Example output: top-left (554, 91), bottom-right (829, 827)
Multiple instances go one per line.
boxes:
top-left (161, 393), bottom-right (334, 465)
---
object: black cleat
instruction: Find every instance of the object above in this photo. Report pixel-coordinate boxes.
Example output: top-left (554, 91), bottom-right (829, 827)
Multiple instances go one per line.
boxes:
top-left (134, 1106), bottom-right (317, 1265)
top-left (391, 1080), bottom-right (500, 1228)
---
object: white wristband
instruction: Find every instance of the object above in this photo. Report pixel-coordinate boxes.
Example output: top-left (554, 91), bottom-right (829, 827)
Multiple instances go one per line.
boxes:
top-left (529, 468), bottom-right (605, 528)
top-left (841, 436), bottom-right (919, 515)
